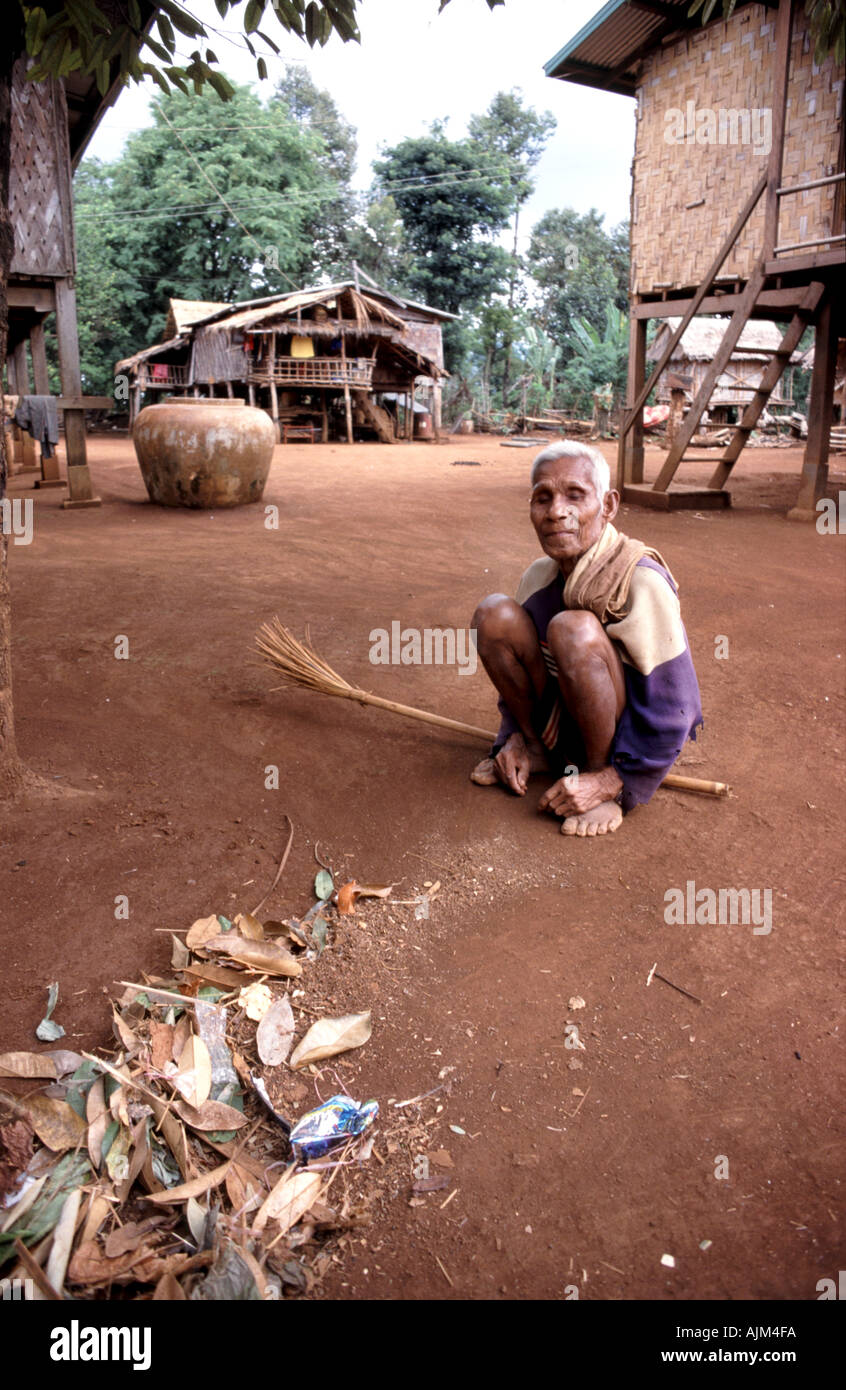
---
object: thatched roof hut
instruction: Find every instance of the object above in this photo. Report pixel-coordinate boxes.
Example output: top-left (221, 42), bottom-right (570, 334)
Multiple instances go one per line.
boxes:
top-left (118, 279), bottom-right (453, 441)
top-left (647, 317), bottom-right (805, 408)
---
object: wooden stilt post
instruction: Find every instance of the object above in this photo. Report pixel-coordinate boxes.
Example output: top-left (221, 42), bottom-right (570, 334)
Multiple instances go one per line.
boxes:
top-left (248, 382), bottom-right (255, 407)
top-left (268, 333), bottom-right (279, 442)
top-left (30, 320), bottom-right (63, 487)
top-left (54, 278), bottom-right (100, 507)
top-left (321, 393), bottom-right (329, 443)
top-left (5, 352), bottom-right (23, 475)
top-left (619, 313), bottom-right (646, 487)
top-left (788, 296), bottom-right (837, 520)
top-left (432, 381), bottom-right (442, 436)
top-left (762, 0), bottom-right (794, 259)
top-left (340, 334), bottom-right (353, 444)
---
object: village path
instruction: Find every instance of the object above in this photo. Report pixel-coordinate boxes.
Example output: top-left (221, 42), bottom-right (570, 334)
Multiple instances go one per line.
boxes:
top-left (2, 434), bottom-right (844, 1301)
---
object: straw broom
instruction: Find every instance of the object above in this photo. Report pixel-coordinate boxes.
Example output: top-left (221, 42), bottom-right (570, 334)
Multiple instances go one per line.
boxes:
top-left (255, 618), bottom-right (728, 798)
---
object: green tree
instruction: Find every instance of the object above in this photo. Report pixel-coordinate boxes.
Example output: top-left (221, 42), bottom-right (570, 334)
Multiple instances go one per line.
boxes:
top-left (467, 90), bottom-right (555, 400)
top-left (527, 208), bottom-right (629, 363)
top-left (346, 193), bottom-right (414, 291)
top-left (373, 128), bottom-right (514, 369)
top-left (272, 62), bottom-right (357, 275)
top-left (560, 304), bottom-right (629, 414)
top-left (515, 322), bottom-right (560, 416)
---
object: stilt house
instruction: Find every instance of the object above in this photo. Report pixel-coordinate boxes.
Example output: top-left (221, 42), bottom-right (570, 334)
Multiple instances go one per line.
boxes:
top-left (117, 280), bottom-right (453, 443)
top-left (546, 0), bottom-right (844, 517)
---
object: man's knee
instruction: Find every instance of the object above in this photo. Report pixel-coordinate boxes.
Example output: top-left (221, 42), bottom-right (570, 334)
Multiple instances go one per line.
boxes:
top-left (472, 593), bottom-right (525, 642)
top-left (547, 609), bottom-right (605, 660)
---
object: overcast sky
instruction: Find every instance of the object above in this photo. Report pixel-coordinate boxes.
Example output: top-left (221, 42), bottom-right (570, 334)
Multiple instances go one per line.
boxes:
top-left (85, 0), bottom-right (635, 247)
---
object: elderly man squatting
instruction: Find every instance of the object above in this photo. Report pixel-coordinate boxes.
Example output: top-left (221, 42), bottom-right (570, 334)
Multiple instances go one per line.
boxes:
top-left (471, 441), bottom-right (703, 836)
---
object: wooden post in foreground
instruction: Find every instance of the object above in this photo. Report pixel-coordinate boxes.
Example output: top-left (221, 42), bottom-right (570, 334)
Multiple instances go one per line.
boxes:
top-left (54, 278), bottom-right (100, 507)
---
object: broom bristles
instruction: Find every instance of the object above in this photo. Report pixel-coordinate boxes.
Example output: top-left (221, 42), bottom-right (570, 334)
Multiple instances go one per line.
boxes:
top-left (256, 618), bottom-right (357, 696)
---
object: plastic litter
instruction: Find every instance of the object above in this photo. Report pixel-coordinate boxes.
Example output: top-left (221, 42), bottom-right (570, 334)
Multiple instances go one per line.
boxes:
top-left (289, 1095), bottom-right (379, 1162)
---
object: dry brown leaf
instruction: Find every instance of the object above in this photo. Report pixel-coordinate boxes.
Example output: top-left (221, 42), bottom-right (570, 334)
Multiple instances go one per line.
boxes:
top-left (336, 881), bottom-right (358, 915)
top-left (108, 1082), bottom-right (131, 1129)
top-left (234, 912), bottom-right (265, 941)
top-left (146, 1095), bottom-right (194, 1182)
top-left (172, 1013), bottom-right (192, 1063)
top-left (148, 1022), bottom-right (175, 1072)
top-left (170, 933), bottom-right (190, 970)
top-left (45, 1187), bottom-right (83, 1296)
top-left (204, 934), bottom-right (302, 978)
top-left (118, 1118), bottom-right (150, 1204)
top-left (79, 1193), bottom-right (112, 1247)
top-left (153, 1271), bottom-right (186, 1299)
top-left (105, 1218), bottom-right (165, 1259)
top-left (85, 1076), bottom-right (108, 1171)
top-left (111, 1007), bottom-right (139, 1054)
top-left (67, 1238), bottom-right (157, 1287)
top-left (0, 1051), bottom-right (57, 1080)
top-left (182, 963), bottom-right (249, 991)
top-left (186, 914), bottom-right (221, 949)
top-left (173, 1033), bottom-right (212, 1110)
top-left (43, 1049), bottom-right (84, 1077)
top-left (144, 1160), bottom-right (232, 1205)
top-left (224, 1162), bottom-right (262, 1216)
top-left (12, 1094), bottom-right (87, 1153)
top-left (253, 1169), bottom-right (322, 1235)
top-left (256, 996), bottom-right (295, 1067)
top-left (173, 1098), bottom-right (248, 1133)
top-left (354, 883), bottom-right (395, 899)
top-left (289, 1012), bottom-right (372, 1070)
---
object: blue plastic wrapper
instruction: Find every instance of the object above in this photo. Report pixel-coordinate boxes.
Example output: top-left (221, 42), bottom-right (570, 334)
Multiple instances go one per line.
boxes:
top-left (289, 1095), bottom-right (379, 1161)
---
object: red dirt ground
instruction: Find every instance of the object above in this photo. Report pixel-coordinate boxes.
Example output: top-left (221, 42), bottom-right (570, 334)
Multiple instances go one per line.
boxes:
top-left (2, 432), bottom-right (844, 1302)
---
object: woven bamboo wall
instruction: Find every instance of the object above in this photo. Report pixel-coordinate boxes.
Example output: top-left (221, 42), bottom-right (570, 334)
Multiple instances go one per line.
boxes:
top-left (9, 59), bottom-right (75, 278)
top-left (631, 5), bottom-right (843, 295)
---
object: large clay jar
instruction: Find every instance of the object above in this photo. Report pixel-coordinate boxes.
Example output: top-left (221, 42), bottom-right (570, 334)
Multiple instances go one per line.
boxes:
top-left (133, 398), bottom-right (275, 508)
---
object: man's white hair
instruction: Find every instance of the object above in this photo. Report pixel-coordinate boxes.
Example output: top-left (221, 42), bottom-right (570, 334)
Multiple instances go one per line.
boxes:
top-left (531, 440), bottom-right (611, 500)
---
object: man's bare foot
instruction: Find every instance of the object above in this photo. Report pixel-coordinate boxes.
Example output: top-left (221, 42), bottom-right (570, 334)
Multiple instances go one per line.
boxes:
top-left (470, 738), bottom-right (548, 787)
top-left (561, 799), bottom-right (623, 837)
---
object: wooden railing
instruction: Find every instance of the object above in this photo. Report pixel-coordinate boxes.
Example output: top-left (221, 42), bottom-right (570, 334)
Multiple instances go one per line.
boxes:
top-left (248, 356), bottom-right (374, 388)
top-left (136, 363), bottom-right (189, 389)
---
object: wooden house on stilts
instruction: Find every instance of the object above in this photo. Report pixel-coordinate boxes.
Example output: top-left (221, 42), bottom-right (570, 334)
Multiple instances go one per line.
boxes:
top-left (546, 0), bottom-right (844, 517)
top-left (117, 281), bottom-right (452, 443)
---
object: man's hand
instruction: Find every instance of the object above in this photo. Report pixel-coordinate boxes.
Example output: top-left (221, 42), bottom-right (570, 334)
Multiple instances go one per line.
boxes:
top-left (538, 766), bottom-right (623, 818)
top-left (493, 732), bottom-right (541, 796)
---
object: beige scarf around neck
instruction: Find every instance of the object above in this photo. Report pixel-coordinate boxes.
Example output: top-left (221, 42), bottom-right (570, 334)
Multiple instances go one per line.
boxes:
top-left (563, 523), bottom-right (676, 624)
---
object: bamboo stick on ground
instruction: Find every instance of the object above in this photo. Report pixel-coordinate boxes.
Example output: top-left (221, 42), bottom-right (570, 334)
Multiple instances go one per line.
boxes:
top-left (256, 619), bottom-right (729, 798)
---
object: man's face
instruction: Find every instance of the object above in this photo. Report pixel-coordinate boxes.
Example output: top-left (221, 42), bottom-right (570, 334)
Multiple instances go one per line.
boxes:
top-left (529, 456), bottom-right (619, 571)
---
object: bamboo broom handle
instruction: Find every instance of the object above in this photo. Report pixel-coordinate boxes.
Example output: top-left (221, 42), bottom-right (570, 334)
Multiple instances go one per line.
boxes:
top-left (341, 686), bottom-right (729, 797)
top-left (341, 686), bottom-right (500, 741)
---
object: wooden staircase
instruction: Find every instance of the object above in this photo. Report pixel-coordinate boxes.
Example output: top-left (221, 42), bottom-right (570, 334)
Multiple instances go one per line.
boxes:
top-left (623, 273), bottom-right (824, 510)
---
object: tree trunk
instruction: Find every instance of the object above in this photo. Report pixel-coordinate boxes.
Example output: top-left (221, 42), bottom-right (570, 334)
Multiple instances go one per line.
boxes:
top-left (0, 23), bottom-right (26, 798)
top-left (501, 202), bottom-right (520, 404)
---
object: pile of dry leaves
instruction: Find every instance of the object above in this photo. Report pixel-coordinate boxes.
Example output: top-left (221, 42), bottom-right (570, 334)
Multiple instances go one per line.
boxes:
top-left (0, 833), bottom-right (403, 1301)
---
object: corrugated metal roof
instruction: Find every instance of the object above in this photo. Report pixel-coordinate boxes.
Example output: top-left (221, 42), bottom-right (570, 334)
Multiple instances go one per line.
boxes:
top-left (544, 1), bottom-right (758, 96)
